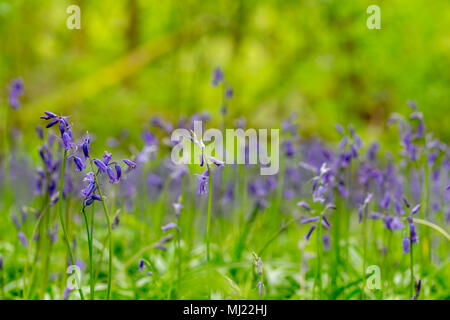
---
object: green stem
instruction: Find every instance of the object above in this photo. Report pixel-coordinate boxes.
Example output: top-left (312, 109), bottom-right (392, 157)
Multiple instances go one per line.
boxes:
top-left (59, 150), bottom-right (85, 300)
top-left (82, 206), bottom-right (94, 300)
top-left (90, 159), bottom-right (113, 299)
top-left (206, 163), bottom-right (213, 263)
top-left (314, 214), bottom-right (323, 300)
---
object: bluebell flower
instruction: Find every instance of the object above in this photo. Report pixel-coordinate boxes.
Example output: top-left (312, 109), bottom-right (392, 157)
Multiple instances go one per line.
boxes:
top-left (402, 234), bottom-right (410, 254)
top-left (161, 222), bottom-right (181, 233)
top-left (211, 67), bottom-right (224, 87)
top-left (197, 169), bottom-right (209, 195)
top-left (305, 225), bottom-right (317, 241)
top-left (18, 232), bottom-right (27, 247)
top-left (73, 156), bottom-right (86, 172)
top-left (82, 136), bottom-right (90, 158)
top-left (93, 158), bottom-right (108, 173)
top-left (8, 78), bottom-right (24, 110)
top-left (123, 159), bottom-right (137, 169)
top-left (106, 167), bottom-right (116, 184)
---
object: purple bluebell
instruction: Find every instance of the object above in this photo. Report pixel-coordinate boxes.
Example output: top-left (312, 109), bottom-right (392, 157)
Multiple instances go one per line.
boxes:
top-left (208, 157), bottom-right (224, 168)
top-left (323, 235), bottom-right (331, 251)
top-left (409, 219), bottom-right (419, 244)
top-left (18, 232), bottom-right (27, 247)
top-left (197, 169), bottom-right (209, 195)
top-left (402, 234), bottom-right (410, 254)
top-left (301, 217), bottom-right (320, 224)
top-left (8, 78), bottom-right (24, 110)
top-left (93, 158), bottom-right (107, 173)
top-left (305, 225), bottom-right (317, 241)
top-left (106, 167), bottom-right (116, 184)
top-left (256, 281), bottom-right (265, 299)
top-left (283, 140), bottom-right (295, 158)
top-left (102, 151), bottom-right (112, 165)
top-left (403, 197), bottom-right (410, 208)
top-left (225, 86), bottom-right (233, 99)
top-left (211, 67), bottom-right (224, 87)
top-left (334, 123), bottom-right (344, 134)
top-left (411, 280), bottom-right (421, 300)
top-left (63, 287), bottom-right (72, 300)
top-left (380, 193), bottom-right (391, 210)
top-left (36, 125), bottom-right (44, 140)
top-left (11, 214), bottom-right (21, 229)
top-left (82, 137), bottom-right (90, 158)
top-left (123, 159), bottom-right (137, 169)
top-left (114, 163), bottom-right (122, 182)
top-left (297, 201), bottom-right (311, 211)
top-left (62, 132), bottom-right (72, 150)
top-left (384, 216), bottom-right (404, 231)
top-left (173, 202), bottom-right (183, 218)
top-left (161, 222), bottom-right (181, 233)
top-left (411, 204), bottom-right (421, 215)
top-left (73, 156), bottom-right (86, 172)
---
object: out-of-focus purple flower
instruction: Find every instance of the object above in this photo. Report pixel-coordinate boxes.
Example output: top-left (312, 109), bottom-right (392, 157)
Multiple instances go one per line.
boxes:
top-left (36, 125), bottom-right (44, 140)
top-left (256, 281), bottom-right (265, 299)
top-left (225, 86), bottom-right (233, 99)
top-left (49, 225), bottom-right (59, 243)
top-left (323, 234), bottom-right (331, 251)
top-left (411, 204), bottom-right (421, 215)
top-left (63, 287), bottom-right (72, 300)
top-left (411, 280), bottom-right (421, 300)
top-left (138, 259), bottom-right (145, 271)
top-left (197, 169), bottom-right (209, 195)
top-left (403, 197), bottom-right (410, 208)
top-left (8, 78), bottom-right (24, 110)
top-left (402, 234), bottom-right (410, 254)
top-left (11, 214), bottom-right (21, 229)
top-left (297, 201), bottom-right (311, 211)
top-left (334, 123), bottom-right (344, 134)
top-left (283, 140), bottom-right (295, 158)
top-left (301, 217), bottom-right (320, 224)
top-left (142, 131), bottom-right (158, 146)
top-left (173, 202), bottom-right (183, 218)
top-left (305, 225), bottom-right (316, 241)
top-left (394, 199), bottom-right (405, 216)
top-left (338, 136), bottom-right (348, 149)
top-left (18, 232), bottom-right (27, 247)
top-left (410, 221), bottom-right (419, 244)
top-left (380, 193), bottom-right (391, 210)
top-left (161, 222), bottom-right (180, 233)
top-left (0, 254), bottom-right (3, 270)
top-left (446, 185), bottom-right (450, 191)
top-left (123, 159), bottom-right (137, 169)
top-left (384, 216), bottom-right (404, 231)
top-left (208, 157), bottom-right (224, 168)
top-left (407, 100), bottom-right (417, 110)
top-left (211, 67), bottom-right (224, 87)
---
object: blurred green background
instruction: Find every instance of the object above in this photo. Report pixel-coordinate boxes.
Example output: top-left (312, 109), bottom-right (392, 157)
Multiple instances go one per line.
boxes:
top-left (1, 0), bottom-right (450, 149)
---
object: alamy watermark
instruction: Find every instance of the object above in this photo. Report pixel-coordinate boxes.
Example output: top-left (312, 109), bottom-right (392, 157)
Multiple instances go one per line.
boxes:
top-left (171, 121), bottom-right (280, 175)
top-left (66, 5), bottom-right (81, 30)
